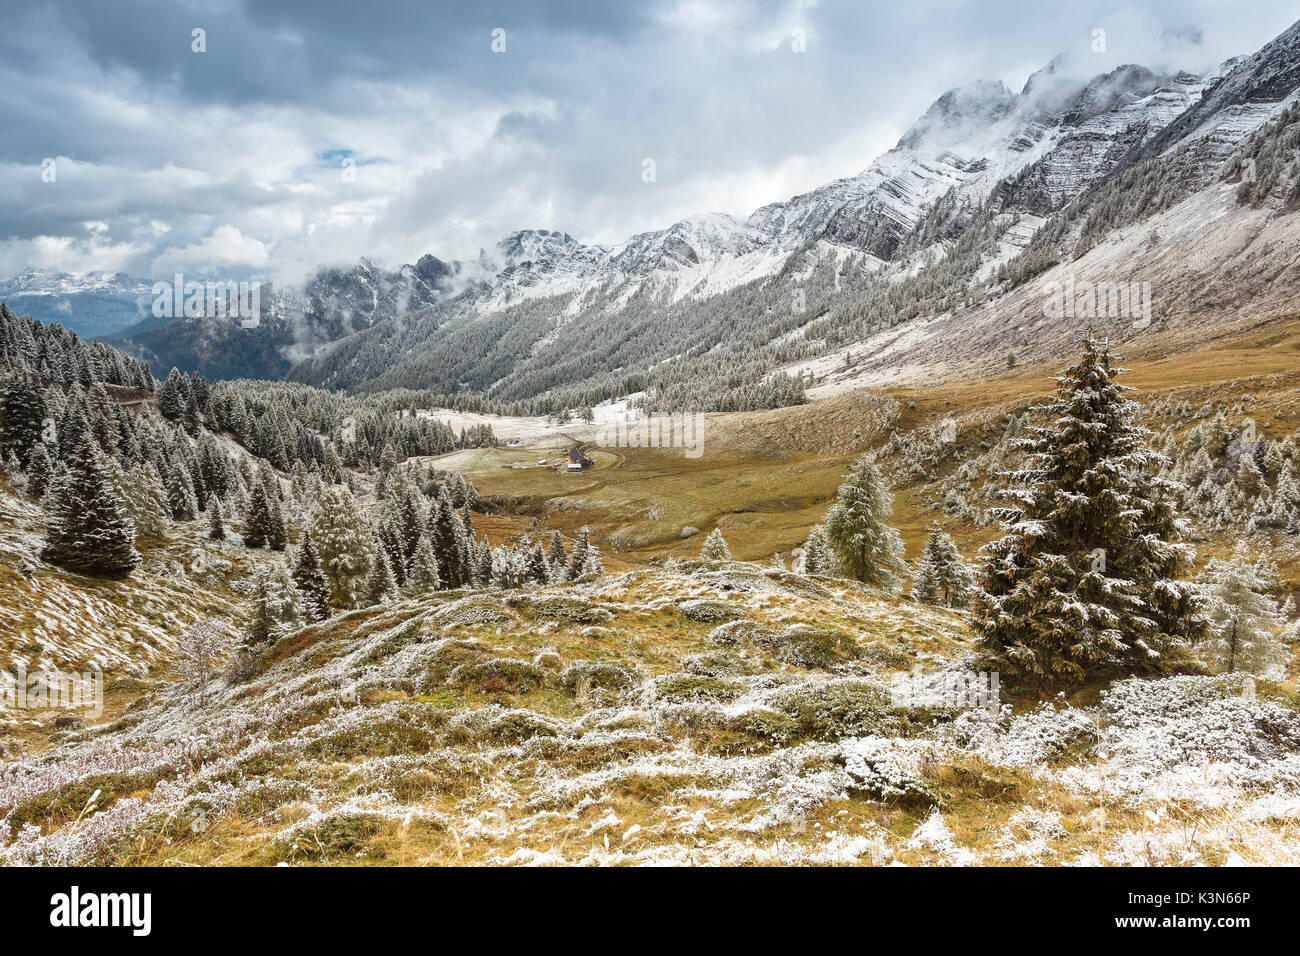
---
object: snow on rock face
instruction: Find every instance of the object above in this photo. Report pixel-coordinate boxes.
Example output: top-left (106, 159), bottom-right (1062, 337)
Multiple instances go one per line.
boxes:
top-left (1141, 18), bottom-right (1300, 161)
top-left (470, 62), bottom-right (1213, 311)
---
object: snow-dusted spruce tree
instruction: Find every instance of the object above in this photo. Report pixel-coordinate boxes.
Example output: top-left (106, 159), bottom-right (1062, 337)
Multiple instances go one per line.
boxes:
top-left (0, 371), bottom-right (45, 465)
top-left (244, 564), bottom-right (303, 645)
top-left (430, 489), bottom-right (467, 588)
top-left (123, 461), bottom-right (169, 538)
top-left (911, 529), bottom-right (944, 606)
top-left (912, 526), bottom-right (974, 608)
top-left (824, 454), bottom-right (905, 588)
top-left (800, 524), bottom-right (835, 576)
top-left (973, 338), bottom-right (1204, 693)
top-left (166, 464), bottom-right (198, 521)
top-left (405, 536), bottom-right (441, 596)
top-left (176, 616), bottom-right (234, 707)
top-left (24, 441), bottom-right (54, 500)
top-left (363, 541), bottom-right (398, 606)
top-left (41, 433), bottom-right (141, 578)
top-left (242, 481), bottom-right (273, 548)
top-left (580, 547), bottom-right (604, 577)
top-left (291, 531), bottom-right (332, 622)
top-left (309, 484), bottom-right (374, 609)
top-left (546, 529), bottom-right (566, 566)
top-left (1200, 545), bottom-right (1282, 675)
top-left (699, 527), bottom-right (731, 562)
top-left (207, 498), bottom-right (225, 542)
top-left (567, 526), bottom-right (594, 580)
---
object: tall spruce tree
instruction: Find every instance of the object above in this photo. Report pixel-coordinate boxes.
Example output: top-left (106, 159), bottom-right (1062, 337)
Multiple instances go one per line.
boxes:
top-left (208, 498), bottom-right (226, 542)
top-left (430, 490), bottom-right (465, 588)
top-left (0, 371), bottom-right (45, 466)
top-left (243, 482), bottom-right (273, 548)
top-left (973, 338), bottom-right (1203, 692)
top-left (166, 464), bottom-right (198, 521)
top-left (25, 441), bottom-right (54, 500)
top-left (363, 541), bottom-right (398, 606)
top-left (824, 455), bottom-right (906, 588)
top-left (292, 531), bottom-right (333, 622)
top-left (41, 434), bottom-right (141, 578)
top-left (308, 485), bottom-right (374, 608)
top-left (405, 537), bottom-right (441, 596)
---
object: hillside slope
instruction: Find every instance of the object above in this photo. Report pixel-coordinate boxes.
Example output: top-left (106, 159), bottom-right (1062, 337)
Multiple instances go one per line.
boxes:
top-left (5, 563), bottom-right (1298, 866)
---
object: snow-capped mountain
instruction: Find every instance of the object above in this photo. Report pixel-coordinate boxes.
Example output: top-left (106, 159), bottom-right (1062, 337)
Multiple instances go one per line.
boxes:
top-left (113, 256), bottom-right (461, 379)
top-left (12, 19), bottom-right (1300, 392)
top-left (0, 270), bottom-right (157, 338)
top-left (437, 55), bottom-right (1247, 311)
top-left (286, 17), bottom-right (1300, 402)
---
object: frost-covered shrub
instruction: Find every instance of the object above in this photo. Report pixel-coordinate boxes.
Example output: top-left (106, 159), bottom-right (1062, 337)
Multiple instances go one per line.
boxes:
top-left (768, 679), bottom-right (903, 740)
top-left (683, 650), bottom-right (763, 677)
top-left (485, 709), bottom-right (564, 744)
top-left (558, 660), bottom-right (639, 695)
top-left (707, 620), bottom-right (776, 646)
top-left (753, 624), bottom-right (860, 668)
top-left (300, 705), bottom-right (447, 760)
top-left (349, 753), bottom-right (493, 802)
top-left (942, 702), bottom-right (1096, 768)
top-left (273, 811), bottom-right (389, 861)
top-left (1098, 675), bottom-right (1300, 771)
top-left (448, 657), bottom-right (547, 694)
top-left (678, 598), bottom-right (742, 623)
top-left (651, 673), bottom-right (748, 703)
top-left (533, 649), bottom-right (564, 671)
top-left (841, 736), bottom-right (940, 805)
top-left (430, 598), bottom-right (512, 629)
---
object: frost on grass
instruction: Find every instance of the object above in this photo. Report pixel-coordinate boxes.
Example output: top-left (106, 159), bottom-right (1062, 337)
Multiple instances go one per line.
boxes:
top-left (3, 567), bottom-right (1298, 866)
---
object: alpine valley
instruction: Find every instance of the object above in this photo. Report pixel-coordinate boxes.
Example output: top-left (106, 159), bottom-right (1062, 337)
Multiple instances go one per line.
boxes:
top-left (3, 12), bottom-right (1300, 872)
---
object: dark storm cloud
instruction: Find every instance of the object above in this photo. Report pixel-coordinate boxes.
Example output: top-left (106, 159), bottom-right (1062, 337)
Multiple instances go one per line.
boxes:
top-left (2, 0), bottom-right (1298, 279)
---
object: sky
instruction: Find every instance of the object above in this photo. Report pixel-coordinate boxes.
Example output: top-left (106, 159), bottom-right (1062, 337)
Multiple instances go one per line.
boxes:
top-left (2, 0), bottom-right (1297, 285)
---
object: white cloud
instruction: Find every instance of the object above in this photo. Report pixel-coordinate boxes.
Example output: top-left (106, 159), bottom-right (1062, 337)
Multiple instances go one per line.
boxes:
top-left (150, 225), bottom-right (270, 274)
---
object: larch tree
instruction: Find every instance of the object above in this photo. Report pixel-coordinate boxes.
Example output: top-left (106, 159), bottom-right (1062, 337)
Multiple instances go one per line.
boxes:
top-left (800, 524), bottom-right (835, 576)
top-left (1200, 545), bottom-right (1281, 675)
top-left (699, 527), bottom-right (732, 563)
top-left (911, 526), bottom-right (973, 608)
